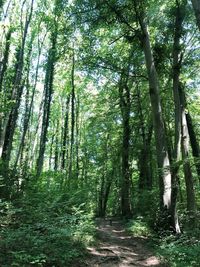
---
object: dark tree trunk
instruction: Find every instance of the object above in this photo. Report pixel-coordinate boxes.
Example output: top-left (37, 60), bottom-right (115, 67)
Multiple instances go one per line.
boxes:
top-left (2, 82), bottom-right (24, 163)
top-left (75, 95), bottom-right (80, 179)
top-left (61, 95), bottom-right (70, 170)
top-left (1, 0), bottom-right (34, 164)
top-left (54, 121), bottom-right (59, 171)
top-left (98, 173), bottom-right (105, 217)
top-left (36, 31), bottom-right (57, 176)
top-left (68, 51), bottom-right (75, 180)
top-left (0, 28), bottom-right (12, 93)
top-left (137, 86), bottom-right (153, 190)
top-left (186, 112), bottom-right (200, 180)
top-left (119, 75), bottom-right (131, 217)
top-left (14, 34), bottom-right (35, 169)
top-left (191, 0), bottom-right (200, 31)
top-left (49, 131), bottom-right (55, 170)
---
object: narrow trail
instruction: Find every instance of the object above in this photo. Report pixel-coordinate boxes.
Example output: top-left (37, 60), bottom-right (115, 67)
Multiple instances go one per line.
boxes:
top-left (84, 218), bottom-right (167, 267)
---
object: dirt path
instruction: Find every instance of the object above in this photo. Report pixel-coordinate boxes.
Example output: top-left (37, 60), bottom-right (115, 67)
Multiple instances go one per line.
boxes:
top-left (84, 218), bottom-right (166, 267)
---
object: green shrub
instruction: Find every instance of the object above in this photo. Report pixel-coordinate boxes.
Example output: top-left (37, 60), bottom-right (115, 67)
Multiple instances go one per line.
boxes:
top-left (126, 216), bottom-right (153, 237)
top-left (0, 187), bottom-right (95, 267)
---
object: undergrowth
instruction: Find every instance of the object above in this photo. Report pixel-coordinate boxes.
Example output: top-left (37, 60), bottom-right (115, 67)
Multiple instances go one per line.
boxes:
top-left (0, 178), bottom-right (95, 267)
top-left (126, 214), bottom-right (200, 267)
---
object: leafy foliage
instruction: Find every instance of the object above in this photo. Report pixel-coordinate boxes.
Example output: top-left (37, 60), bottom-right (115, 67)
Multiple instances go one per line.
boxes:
top-left (0, 176), bottom-right (95, 267)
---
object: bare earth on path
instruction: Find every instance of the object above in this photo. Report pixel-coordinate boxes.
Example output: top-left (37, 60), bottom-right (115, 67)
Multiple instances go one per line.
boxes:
top-left (84, 218), bottom-right (167, 267)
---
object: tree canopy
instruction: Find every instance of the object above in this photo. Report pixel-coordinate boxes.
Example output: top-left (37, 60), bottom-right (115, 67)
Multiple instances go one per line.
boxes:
top-left (0, 0), bottom-right (200, 266)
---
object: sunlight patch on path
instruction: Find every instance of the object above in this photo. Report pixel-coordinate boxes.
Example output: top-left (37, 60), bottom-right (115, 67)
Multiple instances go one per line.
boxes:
top-left (85, 219), bottom-right (165, 267)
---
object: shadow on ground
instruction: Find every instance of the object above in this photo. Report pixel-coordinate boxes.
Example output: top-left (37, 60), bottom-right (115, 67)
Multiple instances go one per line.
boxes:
top-left (84, 219), bottom-right (167, 267)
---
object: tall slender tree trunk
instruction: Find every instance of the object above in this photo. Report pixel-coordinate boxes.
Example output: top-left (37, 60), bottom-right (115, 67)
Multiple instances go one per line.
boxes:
top-left (49, 131), bottom-right (55, 170)
top-left (36, 31), bottom-right (57, 176)
top-left (179, 86), bottom-right (200, 180)
top-left (141, 24), bottom-right (171, 209)
top-left (186, 112), bottom-right (200, 180)
top-left (0, 28), bottom-right (12, 93)
top-left (68, 51), bottom-right (75, 180)
top-left (119, 75), bottom-right (131, 217)
top-left (1, 0), bottom-right (34, 163)
top-left (134, 3), bottom-right (174, 229)
top-left (61, 95), bottom-right (70, 170)
top-left (179, 85), bottom-right (196, 214)
top-left (170, 0), bottom-right (186, 234)
top-left (15, 32), bottom-right (45, 169)
top-left (191, 0), bottom-right (200, 30)
top-left (75, 95), bottom-right (80, 179)
top-left (54, 121), bottom-right (59, 171)
top-left (137, 87), bottom-right (153, 190)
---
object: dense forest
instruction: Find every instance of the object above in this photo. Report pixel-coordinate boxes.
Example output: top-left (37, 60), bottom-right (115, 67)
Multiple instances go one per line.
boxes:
top-left (0, 0), bottom-right (200, 266)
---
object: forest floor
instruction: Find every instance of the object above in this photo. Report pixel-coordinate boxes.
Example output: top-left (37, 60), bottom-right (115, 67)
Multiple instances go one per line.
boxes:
top-left (82, 218), bottom-right (167, 267)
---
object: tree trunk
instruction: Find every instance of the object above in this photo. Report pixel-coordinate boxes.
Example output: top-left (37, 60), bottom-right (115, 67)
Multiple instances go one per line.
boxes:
top-left (0, 28), bottom-right (12, 93)
top-left (54, 121), bottom-right (59, 171)
top-left (68, 50), bottom-right (75, 180)
top-left (179, 85), bottom-right (196, 214)
top-left (14, 34), bottom-right (35, 169)
top-left (49, 131), bottom-right (55, 170)
top-left (61, 95), bottom-right (70, 170)
top-left (1, 0), bottom-right (34, 163)
top-left (191, 0), bottom-right (200, 31)
top-left (170, 0), bottom-right (186, 234)
top-left (75, 95), bottom-right (80, 179)
top-left (119, 75), bottom-right (131, 217)
top-left (134, 4), bottom-right (173, 229)
top-left (137, 87), bottom-right (153, 190)
top-left (186, 112), bottom-right (200, 180)
top-left (36, 31), bottom-right (57, 176)
top-left (179, 86), bottom-right (200, 180)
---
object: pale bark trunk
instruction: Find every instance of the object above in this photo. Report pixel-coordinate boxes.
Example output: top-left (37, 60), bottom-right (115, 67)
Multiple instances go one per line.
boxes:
top-left (170, 0), bottom-right (186, 234)
top-left (140, 20), bottom-right (172, 210)
top-left (179, 85), bottom-right (196, 213)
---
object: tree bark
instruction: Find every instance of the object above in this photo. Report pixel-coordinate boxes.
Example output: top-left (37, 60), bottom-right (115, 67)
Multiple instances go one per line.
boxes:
top-left (191, 0), bottom-right (200, 31)
top-left (68, 50), bottom-right (75, 180)
top-left (36, 30), bottom-right (57, 176)
top-left (1, 0), bottom-right (34, 163)
top-left (141, 24), bottom-right (171, 209)
top-left (186, 112), bottom-right (200, 180)
top-left (119, 74), bottom-right (131, 217)
top-left (137, 86), bottom-right (153, 190)
top-left (75, 95), bottom-right (80, 179)
top-left (54, 121), bottom-right (59, 171)
top-left (134, 3), bottom-right (173, 229)
top-left (0, 28), bottom-right (12, 93)
top-left (61, 95), bottom-right (70, 170)
top-left (170, 0), bottom-right (186, 234)
top-left (179, 85), bottom-right (196, 213)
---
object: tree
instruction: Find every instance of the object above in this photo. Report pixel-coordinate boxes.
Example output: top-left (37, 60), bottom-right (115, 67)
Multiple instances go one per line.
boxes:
top-left (133, 1), bottom-right (173, 228)
top-left (36, 6), bottom-right (58, 176)
top-left (191, 0), bottom-right (200, 30)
